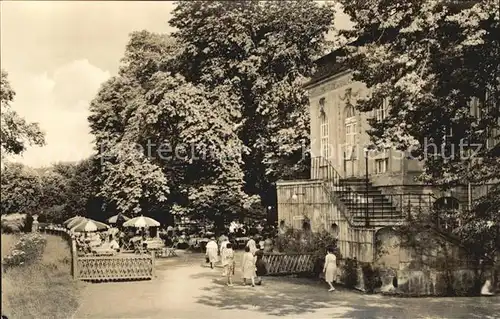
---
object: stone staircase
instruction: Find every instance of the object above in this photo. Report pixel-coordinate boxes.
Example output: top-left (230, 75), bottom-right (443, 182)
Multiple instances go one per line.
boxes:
top-left (312, 156), bottom-right (436, 227)
top-left (337, 177), bottom-right (404, 226)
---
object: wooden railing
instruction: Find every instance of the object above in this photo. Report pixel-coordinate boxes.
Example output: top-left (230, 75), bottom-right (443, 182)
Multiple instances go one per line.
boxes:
top-left (39, 224), bottom-right (155, 282)
top-left (263, 253), bottom-right (316, 275)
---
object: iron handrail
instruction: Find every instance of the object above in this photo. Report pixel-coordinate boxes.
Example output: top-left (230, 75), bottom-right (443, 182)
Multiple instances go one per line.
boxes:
top-left (311, 156), bottom-right (439, 223)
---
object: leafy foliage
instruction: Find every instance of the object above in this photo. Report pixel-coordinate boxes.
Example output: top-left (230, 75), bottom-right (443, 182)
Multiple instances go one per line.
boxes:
top-left (1, 163), bottom-right (43, 215)
top-left (1, 159), bottom-right (100, 223)
top-left (338, 0), bottom-right (499, 274)
top-left (338, 0), bottom-right (499, 183)
top-left (396, 206), bottom-right (493, 296)
top-left (343, 258), bottom-right (359, 289)
top-left (2, 233), bottom-right (47, 268)
top-left (0, 70), bottom-right (45, 157)
top-left (361, 263), bottom-right (382, 293)
top-left (88, 1), bottom-right (336, 224)
top-left (275, 228), bottom-right (338, 258)
top-left (170, 0), bottom-right (335, 210)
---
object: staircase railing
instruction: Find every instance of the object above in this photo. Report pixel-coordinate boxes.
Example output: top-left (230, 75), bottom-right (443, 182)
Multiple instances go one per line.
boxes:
top-left (311, 156), bottom-right (363, 225)
top-left (311, 156), bottom-right (437, 226)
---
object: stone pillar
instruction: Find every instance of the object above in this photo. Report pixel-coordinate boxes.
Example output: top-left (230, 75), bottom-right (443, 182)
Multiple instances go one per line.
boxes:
top-left (31, 214), bottom-right (39, 232)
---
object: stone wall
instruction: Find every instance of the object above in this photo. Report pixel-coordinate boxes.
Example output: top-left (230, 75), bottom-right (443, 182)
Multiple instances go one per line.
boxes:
top-left (395, 268), bottom-right (495, 296)
top-left (276, 180), bottom-right (376, 262)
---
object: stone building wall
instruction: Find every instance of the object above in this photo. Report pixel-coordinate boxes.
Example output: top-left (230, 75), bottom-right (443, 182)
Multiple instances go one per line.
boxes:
top-left (276, 180), bottom-right (375, 263)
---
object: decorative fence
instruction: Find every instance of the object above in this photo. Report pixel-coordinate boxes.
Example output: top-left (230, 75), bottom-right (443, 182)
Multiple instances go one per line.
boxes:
top-left (39, 224), bottom-right (155, 282)
top-left (77, 255), bottom-right (154, 281)
top-left (263, 253), bottom-right (316, 275)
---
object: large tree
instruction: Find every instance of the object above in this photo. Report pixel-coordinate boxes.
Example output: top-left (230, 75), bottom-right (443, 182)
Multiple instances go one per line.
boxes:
top-left (50, 157), bottom-right (102, 221)
top-left (0, 163), bottom-right (43, 215)
top-left (0, 70), bottom-right (45, 157)
top-left (338, 0), bottom-right (499, 274)
top-left (169, 0), bottom-right (335, 211)
top-left (89, 32), bottom-right (255, 225)
top-left (89, 1), bottom-right (336, 225)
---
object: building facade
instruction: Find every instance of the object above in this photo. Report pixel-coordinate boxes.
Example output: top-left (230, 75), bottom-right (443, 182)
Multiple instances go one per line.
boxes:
top-left (305, 53), bottom-right (423, 186)
top-left (276, 48), bottom-right (497, 265)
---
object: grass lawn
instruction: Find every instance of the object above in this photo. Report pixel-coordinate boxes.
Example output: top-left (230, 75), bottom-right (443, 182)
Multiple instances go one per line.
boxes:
top-left (1, 234), bottom-right (82, 319)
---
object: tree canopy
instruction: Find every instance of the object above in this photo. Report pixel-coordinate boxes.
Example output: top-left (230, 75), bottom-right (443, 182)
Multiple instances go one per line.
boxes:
top-left (0, 70), bottom-right (45, 157)
top-left (88, 1), bottom-right (336, 225)
top-left (338, 0), bottom-right (499, 263)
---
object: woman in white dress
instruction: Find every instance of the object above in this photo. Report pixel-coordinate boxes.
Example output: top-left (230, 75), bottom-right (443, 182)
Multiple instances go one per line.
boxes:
top-left (241, 246), bottom-right (256, 287)
top-left (205, 237), bottom-right (218, 269)
top-left (219, 235), bottom-right (230, 275)
top-left (246, 236), bottom-right (257, 255)
top-left (323, 246), bottom-right (337, 292)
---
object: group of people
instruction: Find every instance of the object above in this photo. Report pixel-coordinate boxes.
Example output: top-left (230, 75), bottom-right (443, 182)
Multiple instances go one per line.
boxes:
top-left (74, 231), bottom-right (120, 254)
top-left (205, 235), bottom-right (267, 287)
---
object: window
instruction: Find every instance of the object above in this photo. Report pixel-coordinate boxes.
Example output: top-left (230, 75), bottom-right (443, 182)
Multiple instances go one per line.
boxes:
top-left (345, 105), bottom-right (356, 119)
top-left (375, 158), bottom-right (389, 174)
top-left (375, 98), bottom-right (390, 121)
top-left (320, 110), bottom-right (329, 159)
top-left (345, 119), bottom-right (357, 158)
top-left (319, 97), bottom-right (326, 116)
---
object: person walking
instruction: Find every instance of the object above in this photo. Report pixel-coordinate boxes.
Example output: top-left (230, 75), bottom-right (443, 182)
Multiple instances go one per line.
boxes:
top-left (223, 243), bottom-right (235, 286)
top-left (254, 244), bottom-right (267, 285)
top-left (219, 235), bottom-right (230, 276)
top-left (206, 237), bottom-right (218, 269)
top-left (246, 235), bottom-right (257, 255)
top-left (323, 246), bottom-right (337, 292)
top-left (241, 246), bottom-right (256, 287)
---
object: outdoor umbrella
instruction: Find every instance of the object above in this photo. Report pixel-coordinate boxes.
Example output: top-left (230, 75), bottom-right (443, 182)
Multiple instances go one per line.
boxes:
top-left (122, 215), bottom-right (160, 228)
top-left (70, 218), bottom-right (109, 233)
top-left (63, 215), bottom-right (84, 226)
top-left (106, 213), bottom-right (130, 224)
top-left (65, 216), bottom-right (87, 229)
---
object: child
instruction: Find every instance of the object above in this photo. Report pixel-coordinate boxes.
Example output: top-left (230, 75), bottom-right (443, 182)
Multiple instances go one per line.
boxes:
top-left (323, 246), bottom-right (337, 292)
top-left (223, 243), bottom-right (235, 286)
top-left (241, 246), bottom-right (256, 287)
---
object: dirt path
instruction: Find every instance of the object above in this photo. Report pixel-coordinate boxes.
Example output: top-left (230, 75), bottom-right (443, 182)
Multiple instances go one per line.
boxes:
top-left (73, 252), bottom-right (500, 319)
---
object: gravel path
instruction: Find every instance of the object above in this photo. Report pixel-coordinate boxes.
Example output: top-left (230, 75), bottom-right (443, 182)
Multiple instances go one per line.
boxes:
top-left (73, 252), bottom-right (500, 319)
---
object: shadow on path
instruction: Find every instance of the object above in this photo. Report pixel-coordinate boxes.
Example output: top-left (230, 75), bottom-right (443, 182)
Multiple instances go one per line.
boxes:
top-left (194, 267), bottom-right (500, 318)
top-left (74, 252), bottom-right (500, 319)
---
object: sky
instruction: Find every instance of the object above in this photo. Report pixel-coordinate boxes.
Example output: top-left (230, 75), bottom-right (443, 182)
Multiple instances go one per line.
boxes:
top-left (1, 1), bottom-right (352, 168)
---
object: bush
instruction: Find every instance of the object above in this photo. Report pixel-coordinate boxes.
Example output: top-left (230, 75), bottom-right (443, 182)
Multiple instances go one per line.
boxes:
top-left (343, 258), bottom-right (359, 288)
top-left (2, 235), bottom-right (80, 319)
top-left (362, 263), bottom-right (382, 293)
top-left (275, 228), bottom-right (338, 258)
top-left (275, 228), bottom-right (338, 276)
top-left (2, 233), bottom-right (47, 268)
top-left (0, 213), bottom-right (27, 233)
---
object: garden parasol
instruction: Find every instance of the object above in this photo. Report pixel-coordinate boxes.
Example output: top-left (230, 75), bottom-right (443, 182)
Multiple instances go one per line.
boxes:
top-left (106, 213), bottom-right (130, 224)
top-left (63, 215), bottom-right (84, 226)
top-left (122, 215), bottom-right (160, 228)
top-left (70, 218), bottom-right (109, 233)
top-left (65, 216), bottom-right (87, 229)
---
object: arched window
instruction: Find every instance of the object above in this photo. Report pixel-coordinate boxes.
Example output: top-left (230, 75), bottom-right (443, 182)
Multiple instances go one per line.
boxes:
top-left (345, 105), bottom-right (356, 119)
top-left (319, 98), bottom-right (329, 158)
top-left (345, 105), bottom-right (357, 158)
